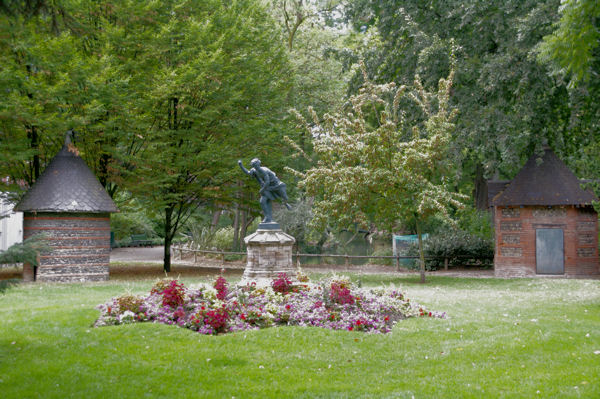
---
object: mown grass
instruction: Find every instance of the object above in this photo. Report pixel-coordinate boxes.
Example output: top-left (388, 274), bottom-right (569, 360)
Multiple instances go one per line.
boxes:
top-left (0, 275), bottom-right (598, 398)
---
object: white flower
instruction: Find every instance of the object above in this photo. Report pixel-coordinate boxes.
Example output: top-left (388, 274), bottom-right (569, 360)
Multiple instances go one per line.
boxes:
top-left (119, 310), bottom-right (136, 323)
top-left (265, 303), bottom-right (279, 315)
top-left (203, 287), bottom-right (218, 300)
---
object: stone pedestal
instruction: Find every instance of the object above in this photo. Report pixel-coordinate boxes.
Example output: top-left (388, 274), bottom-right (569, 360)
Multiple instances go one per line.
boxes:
top-left (240, 223), bottom-right (297, 287)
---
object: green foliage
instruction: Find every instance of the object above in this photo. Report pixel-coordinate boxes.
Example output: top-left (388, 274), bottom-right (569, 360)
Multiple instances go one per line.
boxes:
top-left (370, 247), bottom-right (394, 266)
top-left (406, 229), bottom-right (494, 270)
top-left (110, 212), bottom-right (157, 242)
top-left (273, 197), bottom-right (322, 250)
top-left (211, 227), bottom-right (236, 252)
top-left (0, 1), bottom-right (144, 198)
top-left (98, 0), bottom-right (293, 270)
top-left (290, 62), bottom-right (466, 233)
top-left (186, 226), bottom-right (214, 250)
top-left (289, 60), bottom-right (466, 281)
top-left (537, 0), bottom-right (600, 86)
top-left (343, 0), bottom-right (581, 184)
top-left (0, 235), bottom-right (49, 266)
top-left (455, 207), bottom-right (494, 241)
top-left (188, 226), bottom-right (235, 251)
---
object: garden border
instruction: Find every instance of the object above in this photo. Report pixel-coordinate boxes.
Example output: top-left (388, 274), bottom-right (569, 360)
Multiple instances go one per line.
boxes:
top-left (171, 245), bottom-right (493, 271)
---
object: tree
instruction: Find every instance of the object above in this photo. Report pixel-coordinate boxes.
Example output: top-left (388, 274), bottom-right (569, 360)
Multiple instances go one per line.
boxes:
top-left (537, 0), bottom-right (600, 87)
top-left (342, 0), bottom-right (587, 207)
top-left (0, 2), bottom-right (78, 192)
top-left (0, 1), bottom-right (143, 200)
top-left (267, 0), bottom-right (343, 51)
top-left (289, 63), bottom-right (466, 282)
top-left (100, 0), bottom-right (292, 272)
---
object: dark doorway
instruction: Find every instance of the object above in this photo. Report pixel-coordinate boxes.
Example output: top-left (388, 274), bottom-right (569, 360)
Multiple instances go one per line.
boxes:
top-left (536, 229), bottom-right (564, 274)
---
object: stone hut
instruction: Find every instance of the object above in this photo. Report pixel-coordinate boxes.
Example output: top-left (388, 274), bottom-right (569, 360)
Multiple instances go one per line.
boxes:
top-left (15, 134), bottom-right (118, 282)
top-left (488, 148), bottom-right (599, 278)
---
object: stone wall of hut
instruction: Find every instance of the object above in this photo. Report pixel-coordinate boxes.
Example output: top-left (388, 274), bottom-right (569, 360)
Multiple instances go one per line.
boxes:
top-left (23, 212), bottom-right (110, 282)
top-left (494, 206), bottom-right (599, 277)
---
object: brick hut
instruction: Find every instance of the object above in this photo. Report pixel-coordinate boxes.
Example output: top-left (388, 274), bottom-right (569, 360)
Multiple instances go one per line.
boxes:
top-left (488, 147), bottom-right (599, 278)
top-left (15, 133), bottom-right (118, 282)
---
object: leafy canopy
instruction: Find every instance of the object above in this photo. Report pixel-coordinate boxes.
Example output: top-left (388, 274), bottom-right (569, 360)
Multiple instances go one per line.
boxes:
top-left (288, 61), bottom-right (466, 234)
top-left (537, 0), bottom-right (600, 86)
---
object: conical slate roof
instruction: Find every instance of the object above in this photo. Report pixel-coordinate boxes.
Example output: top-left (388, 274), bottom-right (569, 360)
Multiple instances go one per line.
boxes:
top-left (492, 148), bottom-right (597, 206)
top-left (15, 138), bottom-right (118, 213)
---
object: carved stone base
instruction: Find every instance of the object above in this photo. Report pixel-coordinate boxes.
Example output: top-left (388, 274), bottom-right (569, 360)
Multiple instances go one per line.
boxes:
top-left (240, 228), bottom-right (297, 287)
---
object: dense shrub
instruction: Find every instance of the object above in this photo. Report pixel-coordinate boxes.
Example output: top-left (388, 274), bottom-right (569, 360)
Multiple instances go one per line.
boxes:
top-left (0, 235), bottom-right (49, 266)
top-left (110, 211), bottom-right (157, 242)
top-left (406, 229), bottom-right (494, 270)
top-left (188, 226), bottom-right (236, 251)
top-left (370, 247), bottom-right (394, 266)
top-left (212, 227), bottom-right (235, 251)
top-left (456, 208), bottom-right (494, 241)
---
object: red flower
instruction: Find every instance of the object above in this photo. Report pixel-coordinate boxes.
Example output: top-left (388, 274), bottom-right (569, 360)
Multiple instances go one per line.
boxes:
top-left (285, 304), bottom-right (291, 311)
top-left (214, 277), bottom-right (228, 300)
top-left (347, 326), bottom-right (354, 331)
top-left (272, 273), bottom-right (293, 294)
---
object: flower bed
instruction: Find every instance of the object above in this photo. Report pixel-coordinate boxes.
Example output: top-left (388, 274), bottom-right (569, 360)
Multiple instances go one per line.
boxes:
top-left (94, 274), bottom-right (446, 335)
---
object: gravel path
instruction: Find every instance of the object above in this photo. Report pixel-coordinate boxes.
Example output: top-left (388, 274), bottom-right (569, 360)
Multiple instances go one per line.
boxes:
top-left (110, 246), bottom-right (495, 278)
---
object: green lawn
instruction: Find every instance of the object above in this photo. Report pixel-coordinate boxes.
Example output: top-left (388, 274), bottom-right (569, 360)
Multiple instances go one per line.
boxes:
top-left (1, 275), bottom-right (598, 398)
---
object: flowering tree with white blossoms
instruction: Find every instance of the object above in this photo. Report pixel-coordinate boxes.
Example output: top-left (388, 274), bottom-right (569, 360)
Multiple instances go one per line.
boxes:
top-left (288, 61), bottom-right (467, 283)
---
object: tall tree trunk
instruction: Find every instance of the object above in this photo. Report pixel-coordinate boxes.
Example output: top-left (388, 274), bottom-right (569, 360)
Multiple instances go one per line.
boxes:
top-left (211, 209), bottom-right (221, 233)
top-left (415, 217), bottom-right (426, 284)
top-left (163, 206), bottom-right (173, 273)
top-left (27, 126), bottom-right (40, 183)
top-left (473, 163), bottom-right (488, 210)
top-left (232, 203), bottom-right (240, 251)
top-left (239, 209), bottom-right (249, 249)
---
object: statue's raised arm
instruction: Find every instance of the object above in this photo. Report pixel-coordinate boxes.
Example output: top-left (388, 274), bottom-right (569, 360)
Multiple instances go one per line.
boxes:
top-left (238, 158), bottom-right (291, 225)
top-left (238, 159), bottom-right (251, 175)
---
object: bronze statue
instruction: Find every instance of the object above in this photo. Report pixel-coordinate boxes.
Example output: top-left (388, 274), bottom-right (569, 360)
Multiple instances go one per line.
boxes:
top-left (238, 158), bottom-right (291, 224)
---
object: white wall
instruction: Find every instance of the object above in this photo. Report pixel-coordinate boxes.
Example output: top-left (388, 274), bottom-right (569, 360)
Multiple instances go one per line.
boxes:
top-left (0, 195), bottom-right (23, 251)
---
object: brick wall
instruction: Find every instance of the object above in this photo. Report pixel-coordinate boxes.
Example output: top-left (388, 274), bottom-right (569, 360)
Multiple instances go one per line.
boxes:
top-left (494, 206), bottom-right (599, 277)
top-left (23, 212), bottom-right (110, 282)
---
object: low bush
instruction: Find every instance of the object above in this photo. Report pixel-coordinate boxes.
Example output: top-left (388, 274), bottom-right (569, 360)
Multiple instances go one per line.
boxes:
top-left (406, 229), bottom-right (494, 270)
top-left (370, 247), bottom-right (394, 266)
top-left (110, 210), bottom-right (157, 242)
top-left (0, 235), bottom-right (50, 267)
top-left (187, 226), bottom-right (235, 252)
